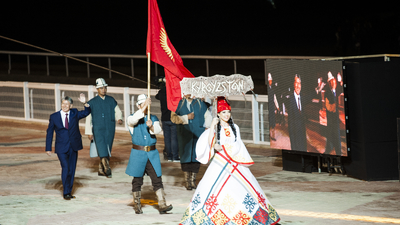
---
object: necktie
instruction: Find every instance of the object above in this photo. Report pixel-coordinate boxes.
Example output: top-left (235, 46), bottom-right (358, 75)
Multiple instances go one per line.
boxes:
top-left (333, 91), bottom-right (337, 104)
top-left (298, 97), bottom-right (301, 112)
top-left (65, 113), bottom-right (69, 129)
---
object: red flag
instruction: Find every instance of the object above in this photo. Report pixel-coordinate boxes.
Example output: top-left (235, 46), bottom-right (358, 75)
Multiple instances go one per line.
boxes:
top-left (146, 0), bottom-right (194, 112)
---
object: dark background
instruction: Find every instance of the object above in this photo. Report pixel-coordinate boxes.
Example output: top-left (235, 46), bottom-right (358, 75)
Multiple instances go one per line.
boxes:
top-left (1, 0), bottom-right (400, 56)
top-left (2, 1), bottom-right (400, 180)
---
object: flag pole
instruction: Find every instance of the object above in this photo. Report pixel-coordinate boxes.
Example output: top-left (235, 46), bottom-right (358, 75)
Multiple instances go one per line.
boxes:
top-left (147, 52), bottom-right (151, 116)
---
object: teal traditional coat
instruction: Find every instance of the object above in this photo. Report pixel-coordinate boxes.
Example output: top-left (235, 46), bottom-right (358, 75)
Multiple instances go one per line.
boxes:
top-left (125, 112), bottom-right (162, 177)
top-left (175, 98), bottom-right (208, 163)
top-left (87, 95), bottom-right (118, 158)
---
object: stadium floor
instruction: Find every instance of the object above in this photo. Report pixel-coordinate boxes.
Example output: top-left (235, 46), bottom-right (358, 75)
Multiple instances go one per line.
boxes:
top-left (1, 118), bottom-right (399, 225)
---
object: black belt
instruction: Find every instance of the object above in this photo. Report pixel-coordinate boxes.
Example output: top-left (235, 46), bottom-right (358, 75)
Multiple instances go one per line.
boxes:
top-left (132, 144), bottom-right (156, 152)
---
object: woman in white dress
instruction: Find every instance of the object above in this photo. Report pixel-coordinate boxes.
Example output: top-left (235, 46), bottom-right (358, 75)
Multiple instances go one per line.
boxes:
top-left (180, 97), bottom-right (280, 225)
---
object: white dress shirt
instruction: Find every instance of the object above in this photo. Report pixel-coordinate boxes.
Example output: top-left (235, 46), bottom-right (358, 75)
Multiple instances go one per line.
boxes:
top-left (294, 91), bottom-right (301, 111)
top-left (60, 110), bottom-right (70, 128)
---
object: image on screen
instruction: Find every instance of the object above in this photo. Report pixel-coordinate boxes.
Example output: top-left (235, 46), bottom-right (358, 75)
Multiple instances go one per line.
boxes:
top-left (266, 59), bottom-right (347, 156)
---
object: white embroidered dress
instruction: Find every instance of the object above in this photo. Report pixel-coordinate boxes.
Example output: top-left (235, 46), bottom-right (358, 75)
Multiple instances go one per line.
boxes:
top-left (180, 124), bottom-right (280, 225)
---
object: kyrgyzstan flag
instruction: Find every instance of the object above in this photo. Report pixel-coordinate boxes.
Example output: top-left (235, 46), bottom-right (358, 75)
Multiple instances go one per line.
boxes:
top-left (146, 0), bottom-right (195, 112)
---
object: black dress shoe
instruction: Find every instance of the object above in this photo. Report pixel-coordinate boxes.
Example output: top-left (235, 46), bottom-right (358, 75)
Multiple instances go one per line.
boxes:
top-left (63, 194), bottom-right (71, 200)
top-left (63, 194), bottom-right (76, 200)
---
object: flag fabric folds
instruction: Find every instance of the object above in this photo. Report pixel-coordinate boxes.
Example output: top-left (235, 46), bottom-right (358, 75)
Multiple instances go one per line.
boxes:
top-left (146, 0), bottom-right (194, 112)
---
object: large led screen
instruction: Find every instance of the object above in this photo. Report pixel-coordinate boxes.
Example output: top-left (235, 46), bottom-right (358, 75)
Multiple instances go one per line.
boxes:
top-left (266, 59), bottom-right (347, 156)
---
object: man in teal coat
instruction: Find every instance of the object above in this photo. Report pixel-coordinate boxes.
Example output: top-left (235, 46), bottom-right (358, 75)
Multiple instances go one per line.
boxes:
top-left (173, 95), bottom-right (211, 190)
top-left (125, 94), bottom-right (172, 214)
top-left (85, 78), bottom-right (123, 178)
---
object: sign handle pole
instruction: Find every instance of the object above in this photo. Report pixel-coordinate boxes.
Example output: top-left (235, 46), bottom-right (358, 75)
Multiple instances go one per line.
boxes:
top-left (147, 52), bottom-right (151, 116)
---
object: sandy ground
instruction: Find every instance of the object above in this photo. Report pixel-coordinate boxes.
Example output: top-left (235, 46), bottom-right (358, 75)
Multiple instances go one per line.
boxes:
top-left (0, 118), bottom-right (400, 225)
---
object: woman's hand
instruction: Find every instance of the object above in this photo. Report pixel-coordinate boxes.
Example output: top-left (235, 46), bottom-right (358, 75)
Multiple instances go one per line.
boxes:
top-left (209, 117), bottom-right (220, 148)
top-left (211, 117), bottom-right (219, 128)
top-left (214, 143), bottom-right (223, 151)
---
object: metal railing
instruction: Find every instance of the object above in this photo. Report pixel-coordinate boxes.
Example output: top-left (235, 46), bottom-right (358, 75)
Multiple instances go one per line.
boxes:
top-left (1, 51), bottom-right (397, 144)
top-left (0, 50), bottom-right (147, 79)
top-left (1, 50), bottom-right (397, 86)
top-left (0, 81), bottom-right (270, 144)
top-left (0, 50), bottom-right (346, 84)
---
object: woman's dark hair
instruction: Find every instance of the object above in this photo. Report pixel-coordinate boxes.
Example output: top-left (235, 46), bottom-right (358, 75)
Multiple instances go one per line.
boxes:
top-left (216, 116), bottom-right (237, 144)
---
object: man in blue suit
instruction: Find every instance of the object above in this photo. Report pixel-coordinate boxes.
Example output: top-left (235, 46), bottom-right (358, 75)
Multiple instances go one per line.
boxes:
top-left (46, 94), bottom-right (91, 200)
top-left (288, 74), bottom-right (308, 152)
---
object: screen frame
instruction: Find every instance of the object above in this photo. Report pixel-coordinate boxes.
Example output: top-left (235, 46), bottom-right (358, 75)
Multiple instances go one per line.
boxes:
top-left (266, 59), bottom-right (349, 157)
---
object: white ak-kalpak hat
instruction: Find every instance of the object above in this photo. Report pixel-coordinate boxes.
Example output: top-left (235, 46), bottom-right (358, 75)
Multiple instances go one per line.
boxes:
top-left (96, 78), bottom-right (108, 88)
top-left (337, 73), bottom-right (342, 82)
top-left (327, 71), bottom-right (334, 82)
top-left (268, 73), bottom-right (272, 81)
top-left (136, 94), bottom-right (147, 107)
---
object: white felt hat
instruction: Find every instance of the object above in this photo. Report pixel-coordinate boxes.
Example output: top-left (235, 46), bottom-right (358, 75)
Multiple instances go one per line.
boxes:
top-left (95, 78), bottom-right (108, 88)
top-left (136, 94), bottom-right (147, 106)
top-left (327, 72), bottom-right (334, 82)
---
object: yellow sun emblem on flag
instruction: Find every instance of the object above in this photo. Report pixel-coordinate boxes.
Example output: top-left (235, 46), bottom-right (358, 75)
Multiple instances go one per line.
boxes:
top-left (160, 28), bottom-right (174, 62)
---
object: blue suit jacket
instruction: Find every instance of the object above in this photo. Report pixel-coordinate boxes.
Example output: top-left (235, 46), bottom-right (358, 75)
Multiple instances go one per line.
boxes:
top-left (287, 92), bottom-right (307, 152)
top-left (46, 107), bottom-right (91, 153)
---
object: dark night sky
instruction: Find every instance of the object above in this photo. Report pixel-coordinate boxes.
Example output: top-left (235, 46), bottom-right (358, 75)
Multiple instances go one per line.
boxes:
top-left (1, 1), bottom-right (400, 57)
